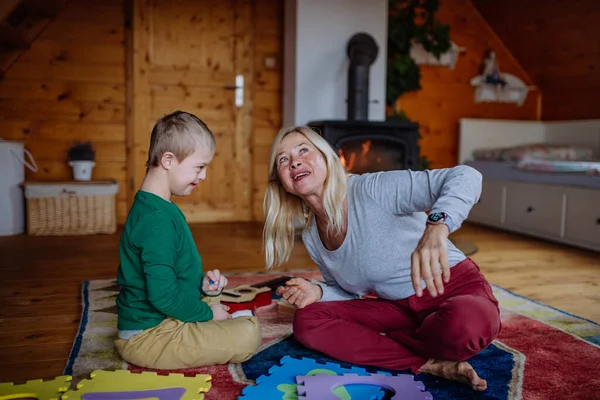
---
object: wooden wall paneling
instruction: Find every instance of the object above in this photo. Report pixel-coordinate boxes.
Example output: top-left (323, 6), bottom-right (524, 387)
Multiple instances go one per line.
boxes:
top-left (0, 0), bottom-right (129, 223)
top-left (0, 81), bottom-right (126, 103)
top-left (20, 40), bottom-right (126, 65)
top-left (124, 0), bottom-right (134, 208)
top-left (129, 0), bottom-right (151, 210)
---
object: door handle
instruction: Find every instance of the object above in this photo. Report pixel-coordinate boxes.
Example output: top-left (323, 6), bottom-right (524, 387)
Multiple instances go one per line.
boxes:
top-left (223, 74), bottom-right (244, 107)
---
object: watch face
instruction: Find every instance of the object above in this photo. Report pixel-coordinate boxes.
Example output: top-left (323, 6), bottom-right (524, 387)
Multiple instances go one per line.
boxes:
top-left (428, 212), bottom-right (446, 222)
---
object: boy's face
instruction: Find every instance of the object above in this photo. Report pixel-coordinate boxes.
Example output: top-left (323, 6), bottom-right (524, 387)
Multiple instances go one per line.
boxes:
top-left (168, 147), bottom-right (213, 197)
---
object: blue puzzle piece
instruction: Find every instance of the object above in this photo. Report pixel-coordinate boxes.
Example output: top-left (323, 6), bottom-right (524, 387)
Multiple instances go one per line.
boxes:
top-left (239, 356), bottom-right (390, 400)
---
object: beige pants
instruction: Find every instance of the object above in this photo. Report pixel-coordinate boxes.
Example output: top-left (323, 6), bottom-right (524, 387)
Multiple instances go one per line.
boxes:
top-left (115, 316), bottom-right (261, 370)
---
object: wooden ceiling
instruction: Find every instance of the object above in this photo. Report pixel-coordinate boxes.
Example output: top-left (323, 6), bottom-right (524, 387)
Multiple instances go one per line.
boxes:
top-left (472, 0), bottom-right (600, 119)
top-left (0, 0), bottom-right (70, 77)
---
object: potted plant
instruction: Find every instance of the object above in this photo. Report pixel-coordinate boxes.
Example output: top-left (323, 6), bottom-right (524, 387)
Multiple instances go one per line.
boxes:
top-left (67, 141), bottom-right (96, 181)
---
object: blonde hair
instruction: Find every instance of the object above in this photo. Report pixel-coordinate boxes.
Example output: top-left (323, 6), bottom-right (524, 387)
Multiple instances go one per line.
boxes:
top-left (146, 111), bottom-right (215, 168)
top-left (263, 126), bottom-right (349, 269)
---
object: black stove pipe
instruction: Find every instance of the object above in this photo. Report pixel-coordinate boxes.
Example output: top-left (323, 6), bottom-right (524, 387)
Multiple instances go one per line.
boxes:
top-left (346, 33), bottom-right (379, 121)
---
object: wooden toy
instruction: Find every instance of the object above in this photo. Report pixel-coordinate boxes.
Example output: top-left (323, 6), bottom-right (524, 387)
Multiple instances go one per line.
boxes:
top-left (219, 285), bottom-right (272, 312)
top-left (218, 276), bottom-right (293, 313)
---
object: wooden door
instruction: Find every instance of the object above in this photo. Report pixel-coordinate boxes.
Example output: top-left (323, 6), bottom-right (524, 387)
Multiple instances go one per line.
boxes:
top-left (129, 0), bottom-right (253, 222)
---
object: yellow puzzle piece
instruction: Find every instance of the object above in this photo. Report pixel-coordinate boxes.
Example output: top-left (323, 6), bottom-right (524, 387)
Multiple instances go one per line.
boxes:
top-left (0, 376), bottom-right (72, 400)
top-left (61, 370), bottom-right (211, 400)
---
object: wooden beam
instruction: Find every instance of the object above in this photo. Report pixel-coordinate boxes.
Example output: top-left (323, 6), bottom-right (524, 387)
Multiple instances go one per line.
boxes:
top-left (19, 0), bottom-right (70, 18)
top-left (0, 22), bottom-right (29, 49)
top-left (0, 0), bottom-right (22, 22)
top-left (0, 50), bottom-right (21, 77)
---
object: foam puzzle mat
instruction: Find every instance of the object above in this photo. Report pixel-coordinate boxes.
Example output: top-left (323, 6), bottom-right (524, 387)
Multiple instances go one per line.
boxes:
top-left (0, 376), bottom-right (72, 400)
top-left (61, 370), bottom-right (211, 400)
top-left (296, 373), bottom-right (433, 400)
top-left (239, 356), bottom-right (391, 400)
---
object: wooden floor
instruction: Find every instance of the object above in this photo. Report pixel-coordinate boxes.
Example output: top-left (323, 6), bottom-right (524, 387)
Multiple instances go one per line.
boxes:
top-left (0, 222), bottom-right (598, 383)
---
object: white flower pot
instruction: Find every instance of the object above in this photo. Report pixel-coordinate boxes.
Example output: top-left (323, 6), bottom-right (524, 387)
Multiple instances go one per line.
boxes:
top-left (69, 160), bottom-right (95, 181)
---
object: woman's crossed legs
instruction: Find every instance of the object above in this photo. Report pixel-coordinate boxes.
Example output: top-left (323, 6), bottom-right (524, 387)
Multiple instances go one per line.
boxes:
top-left (293, 258), bottom-right (501, 391)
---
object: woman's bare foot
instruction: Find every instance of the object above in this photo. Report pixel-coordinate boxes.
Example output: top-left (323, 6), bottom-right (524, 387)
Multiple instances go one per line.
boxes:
top-left (419, 359), bottom-right (487, 391)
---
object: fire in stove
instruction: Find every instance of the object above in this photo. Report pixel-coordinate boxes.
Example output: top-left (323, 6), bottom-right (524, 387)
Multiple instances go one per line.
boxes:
top-left (338, 139), bottom-right (404, 174)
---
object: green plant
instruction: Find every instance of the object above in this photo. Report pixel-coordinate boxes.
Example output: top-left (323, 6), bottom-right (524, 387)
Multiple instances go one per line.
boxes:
top-left (68, 141), bottom-right (95, 161)
top-left (386, 0), bottom-right (452, 107)
top-left (386, 0), bottom-right (451, 169)
top-left (418, 155), bottom-right (432, 170)
top-left (386, 54), bottom-right (421, 106)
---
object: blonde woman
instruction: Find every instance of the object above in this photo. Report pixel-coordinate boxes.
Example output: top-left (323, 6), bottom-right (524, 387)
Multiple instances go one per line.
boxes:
top-left (263, 126), bottom-right (500, 392)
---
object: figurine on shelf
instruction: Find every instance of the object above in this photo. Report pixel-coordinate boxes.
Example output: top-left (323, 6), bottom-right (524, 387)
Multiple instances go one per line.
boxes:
top-left (481, 50), bottom-right (507, 88)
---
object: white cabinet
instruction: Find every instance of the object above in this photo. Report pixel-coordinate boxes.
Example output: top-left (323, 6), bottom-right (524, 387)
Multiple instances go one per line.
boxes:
top-left (467, 179), bottom-right (600, 253)
top-left (504, 182), bottom-right (564, 238)
top-left (564, 188), bottom-right (600, 249)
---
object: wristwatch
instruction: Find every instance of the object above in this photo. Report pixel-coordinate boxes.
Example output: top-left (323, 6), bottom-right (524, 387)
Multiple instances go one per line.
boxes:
top-left (427, 211), bottom-right (448, 226)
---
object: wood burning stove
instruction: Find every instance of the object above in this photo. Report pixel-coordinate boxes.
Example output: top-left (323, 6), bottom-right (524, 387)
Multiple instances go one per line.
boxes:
top-left (308, 33), bottom-right (420, 173)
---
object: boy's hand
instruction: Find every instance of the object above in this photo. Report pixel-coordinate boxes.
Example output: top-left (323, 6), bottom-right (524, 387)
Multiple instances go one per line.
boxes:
top-left (210, 304), bottom-right (232, 321)
top-left (276, 278), bottom-right (322, 309)
top-left (202, 269), bottom-right (228, 295)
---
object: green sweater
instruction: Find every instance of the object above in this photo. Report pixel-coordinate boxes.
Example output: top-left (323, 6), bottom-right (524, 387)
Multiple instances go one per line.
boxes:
top-left (116, 190), bottom-right (213, 330)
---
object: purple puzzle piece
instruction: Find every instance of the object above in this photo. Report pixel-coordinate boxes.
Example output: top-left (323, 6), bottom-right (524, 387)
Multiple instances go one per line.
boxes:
top-left (81, 387), bottom-right (186, 400)
top-left (296, 373), bottom-right (433, 400)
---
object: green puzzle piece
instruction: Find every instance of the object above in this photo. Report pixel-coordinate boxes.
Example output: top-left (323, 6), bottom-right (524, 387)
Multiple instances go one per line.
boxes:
top-left (277, 369), bottom-right (351, 400)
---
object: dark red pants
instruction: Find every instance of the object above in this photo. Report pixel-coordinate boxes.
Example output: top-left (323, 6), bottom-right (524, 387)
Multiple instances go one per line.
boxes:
top-left (293, 258), bottom-right (501, 374)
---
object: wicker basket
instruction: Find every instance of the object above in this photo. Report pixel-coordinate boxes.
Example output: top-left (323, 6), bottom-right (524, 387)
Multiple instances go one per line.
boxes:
top-left (24, 181), bottom-right (119, 236)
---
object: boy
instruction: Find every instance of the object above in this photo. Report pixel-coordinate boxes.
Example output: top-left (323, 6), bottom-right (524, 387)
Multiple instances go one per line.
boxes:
top-left (115, 111), bottom-right (261, 369)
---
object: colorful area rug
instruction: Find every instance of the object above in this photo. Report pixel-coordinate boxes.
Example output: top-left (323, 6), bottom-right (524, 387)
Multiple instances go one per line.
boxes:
top-left (65, 271), bottom-right (600, 400)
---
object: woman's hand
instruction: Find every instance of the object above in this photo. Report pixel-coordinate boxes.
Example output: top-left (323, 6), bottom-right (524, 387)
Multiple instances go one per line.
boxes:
top-left (411, 224), bottom-right (450, 297)
top-left (202, 269), bottom-right (228, 296)
top-left (210, 304), bottom-right (232, 321)
top-left (276, 278), bottom-right (322, 309)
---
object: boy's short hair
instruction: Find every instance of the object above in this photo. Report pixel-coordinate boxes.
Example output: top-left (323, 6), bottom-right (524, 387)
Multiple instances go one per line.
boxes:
top-left (146, 111), bottom-right (216, 168)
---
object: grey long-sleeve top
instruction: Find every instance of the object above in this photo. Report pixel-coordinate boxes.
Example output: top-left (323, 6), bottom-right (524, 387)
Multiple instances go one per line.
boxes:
top-left (301, 166), bottom-right (482, 301)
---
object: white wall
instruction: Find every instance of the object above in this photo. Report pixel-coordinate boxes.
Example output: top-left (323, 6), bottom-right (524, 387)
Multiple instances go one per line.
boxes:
top-left (544, 120), bottom-right (600, 158)
top-left (458, 119), bottom-right (545, 164)
top-left (284, 0), bottom-right (388, 127)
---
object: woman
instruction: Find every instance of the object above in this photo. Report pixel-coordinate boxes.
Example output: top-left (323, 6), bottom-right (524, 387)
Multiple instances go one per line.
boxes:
top-left (263, 126), bottom-right (501, 391)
